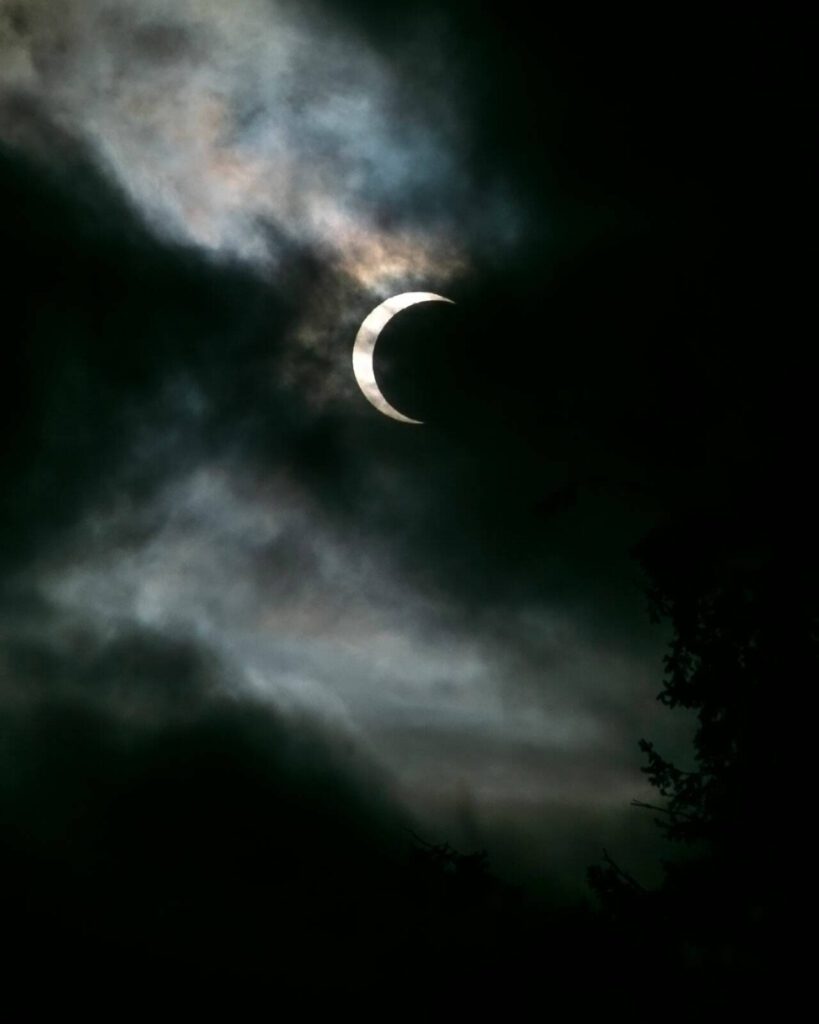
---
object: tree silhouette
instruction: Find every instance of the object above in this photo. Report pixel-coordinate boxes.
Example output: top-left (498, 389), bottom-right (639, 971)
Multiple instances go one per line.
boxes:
top-left (590, 511), bottom-right (815, 1001)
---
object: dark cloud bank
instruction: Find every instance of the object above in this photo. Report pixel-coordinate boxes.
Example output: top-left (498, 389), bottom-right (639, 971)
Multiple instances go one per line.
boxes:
top-left (0, 1), bottom-right (810, 1012)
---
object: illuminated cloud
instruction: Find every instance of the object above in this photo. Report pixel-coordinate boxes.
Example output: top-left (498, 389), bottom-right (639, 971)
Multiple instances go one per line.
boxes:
top-left (0, 0), bottom-right (507, 290)
top-left (27, 457), bottom-right (667, 826)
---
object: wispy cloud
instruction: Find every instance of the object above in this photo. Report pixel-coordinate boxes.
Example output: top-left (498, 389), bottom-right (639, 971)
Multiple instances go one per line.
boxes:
top-left (0, 0), bottom-right (514, 288)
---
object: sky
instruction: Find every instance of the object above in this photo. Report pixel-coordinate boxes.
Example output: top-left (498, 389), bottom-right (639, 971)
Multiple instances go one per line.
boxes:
top-left (0, 0), bottom-right (809, 929)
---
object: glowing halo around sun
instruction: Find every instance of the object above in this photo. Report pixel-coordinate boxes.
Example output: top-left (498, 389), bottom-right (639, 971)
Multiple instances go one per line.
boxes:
top-left (352, 292), bottom-right (455, 424)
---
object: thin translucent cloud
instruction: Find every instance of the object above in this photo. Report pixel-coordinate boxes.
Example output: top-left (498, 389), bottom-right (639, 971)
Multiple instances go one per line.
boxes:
top-left (0, 0), bottom-right (511, 290)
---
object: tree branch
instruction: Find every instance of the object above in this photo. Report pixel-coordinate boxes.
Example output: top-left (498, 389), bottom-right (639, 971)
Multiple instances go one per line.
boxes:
top-left (630, 800), bottom-right (698, 821)
top-left (601, 848), bottom-right (646, 893)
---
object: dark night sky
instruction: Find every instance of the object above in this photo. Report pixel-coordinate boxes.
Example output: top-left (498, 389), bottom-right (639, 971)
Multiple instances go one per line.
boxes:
top-left (0, 0), bottom-right (810, 1002)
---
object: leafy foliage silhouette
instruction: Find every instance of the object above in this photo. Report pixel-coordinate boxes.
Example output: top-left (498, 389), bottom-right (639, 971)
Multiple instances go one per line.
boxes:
top-left (590, 511), bottom-right (815, 1002)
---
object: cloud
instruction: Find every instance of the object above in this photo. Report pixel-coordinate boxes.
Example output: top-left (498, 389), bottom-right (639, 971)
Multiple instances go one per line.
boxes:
top-left (0, 0), bottom-right (512, 285)
top-left (0, 2), bottom-right (702, 910)
top-left (21, 452), bottom-right (677, 844)
top-left (0, 0), bottom-right (527, 419)
top-left (0, 614), bottom-right (419, 987)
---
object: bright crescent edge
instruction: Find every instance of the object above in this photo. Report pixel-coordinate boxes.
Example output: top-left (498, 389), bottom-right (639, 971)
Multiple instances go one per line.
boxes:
top-left (352, 292), bottom-right (455, 425)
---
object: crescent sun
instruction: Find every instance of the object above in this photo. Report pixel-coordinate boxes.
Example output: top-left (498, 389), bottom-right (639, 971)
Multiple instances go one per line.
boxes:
top-left (352, 292), bottom-right (455, 424)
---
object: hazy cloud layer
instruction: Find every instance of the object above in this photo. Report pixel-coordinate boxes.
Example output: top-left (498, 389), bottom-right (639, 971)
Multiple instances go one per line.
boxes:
top-left (0, 0), bottom-right (696, 898)
top-left (11, 447), bottom-right (676, 863)
top-left (0, 0), bottom-right (514, 286)
top-left (0, 0), bottom-right (524, 415)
